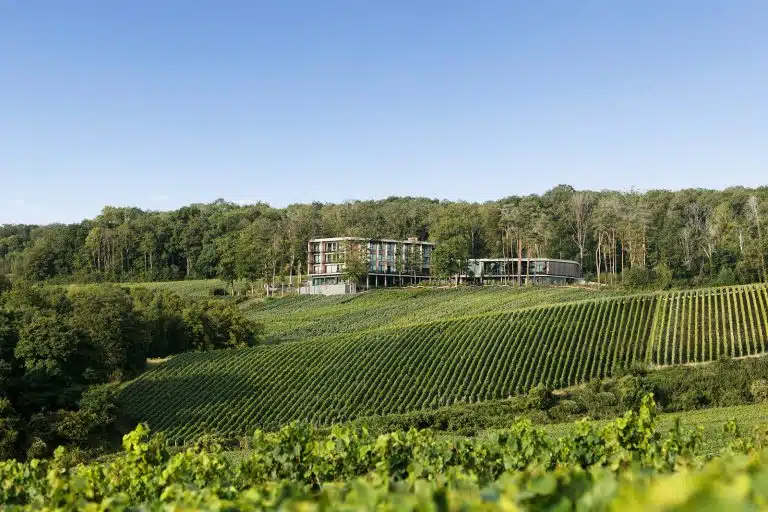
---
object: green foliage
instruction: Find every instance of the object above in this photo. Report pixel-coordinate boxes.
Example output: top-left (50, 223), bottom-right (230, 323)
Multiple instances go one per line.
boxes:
top-left (0, 399), bottom-right (20, 460)
top-left (0, 274), bottom-right (10, 295)
top-left (182, 300), bottom-right (262, 350)
top-left (122, 283), bottom-right (768, 443)
top-left (713, 267), bottom-right (738, 286)
top-left (750, 379), bottom-right (768, 403)
top-left (623, 266), bottom-right (652, 289)
top-left (653, 262), bottom-right (673, 290)
top-left (2, 396), bottom-right (754, 510)
top-left (616, 375), bottom-right (652, 409)
top-left (248, 285), bottom-right (623, 342)
top-left (0, 280), bottom-right (262, 461)
top-left (526, 384), bottom-right (555, 410)
top-left (68, 285), bottom-right (145, 381)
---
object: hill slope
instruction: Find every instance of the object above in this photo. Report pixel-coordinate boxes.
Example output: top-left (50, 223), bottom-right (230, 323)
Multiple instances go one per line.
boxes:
top-left (121, 284), bottom-right (768, 442)
top-left (244, 286), bottom-right (625, 342)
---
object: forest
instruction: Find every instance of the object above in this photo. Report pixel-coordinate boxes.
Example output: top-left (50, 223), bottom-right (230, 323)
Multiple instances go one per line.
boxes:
top-left (2, 185), bottom-right (767, 289)
top-left (0, 282), bottom-right (262, 461)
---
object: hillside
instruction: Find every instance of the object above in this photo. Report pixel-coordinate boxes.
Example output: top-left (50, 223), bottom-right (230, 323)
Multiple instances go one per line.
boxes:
top-left (244, 285), bottom-right (627, 342)
top-left (120, 283), bottom-right (768, 443)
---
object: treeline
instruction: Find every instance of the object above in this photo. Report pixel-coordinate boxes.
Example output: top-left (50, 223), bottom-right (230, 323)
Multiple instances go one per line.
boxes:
top-left (0, 282), bottom-right (262, 461)
top-left (2, 185), bottom-right (767, 288)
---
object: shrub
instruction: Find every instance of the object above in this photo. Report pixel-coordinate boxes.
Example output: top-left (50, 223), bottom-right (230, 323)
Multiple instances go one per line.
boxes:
top-left (713, 267), bottom-right (738, 287)
top-left (716, 388), bottom-right (749, 408)
top-left (653, 263), bottom-right (673, 290)
top-left (616, 375), bottom-right (652, 409)
top-left (750, 380), bottom-right (768, 404)
top-left (26, 438), bottom-right (48, 459)
top-left (547, 399), bottom-right (585, 422)
top-left (526, 384), bottom-right (555, 410)
top-left (623, 267), bottom-right (651, 289)
top-left (670, 389), bottom-right (711, 411)
top-left (0, 273), bottom-right (10, 295)
top-left (592, 391), bottom-right (618, 409)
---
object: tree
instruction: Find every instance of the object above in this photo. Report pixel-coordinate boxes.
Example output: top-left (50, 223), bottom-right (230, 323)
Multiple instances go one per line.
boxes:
top-left (593, 196), bottom-right (621, 285)
top-left (430, 205), bottom-right (473, 284)
top-left (341, 241), bottom-right (369, 286)
top-left (569, 191), bottom-right (594, 270)
top-left (69, 286), bottom-right (145, 381)
top-left (216, 234), bottom-right (239, 295)
top-left (746, 195), bottom-right (766, 281)
top-left (14, 313), bottom-right (86, 388)
top-left (182, 301), bottom-right (262, 350)
top-left (500, 202), bottom-right (532, 286)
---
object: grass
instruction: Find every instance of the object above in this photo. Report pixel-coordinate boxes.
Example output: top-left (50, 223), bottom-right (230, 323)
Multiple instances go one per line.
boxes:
top-left (64, 279), bottom-right (236, 300)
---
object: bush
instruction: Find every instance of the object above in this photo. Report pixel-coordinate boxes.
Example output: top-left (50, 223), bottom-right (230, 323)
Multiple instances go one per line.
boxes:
top-left (669, 389), bottom-right (711, 411)
top-left (26, 438), bottom-right (48, 459)
top-left (547, 399), bottom-right (585, 422)
top-left (716, 388), bottom-right (749, 408)
top-left (623, 267), bottom-right (651, 289)
top-left (0, 273), bottom-right (10, 295)
top-left (751, 380), bottom-right (768, 403)
top-left (713, 267), bottom-right (738, 287)
top-left (526, 384), bottom-right (555, 410)
top-left (592, 391), bottom-right (618, 409)
top-left (616, 375), bottom-right (652, 409)
top-left (0, 398), bottom-right (20, 460)
top-left (211, 287), bottom-right (228, 297)
top-left (653, 263), bottom-right (673, 290)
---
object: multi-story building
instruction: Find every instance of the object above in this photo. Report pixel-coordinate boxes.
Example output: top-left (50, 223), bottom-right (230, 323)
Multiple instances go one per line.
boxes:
top-left (464, 258), bottom-right (581, 284)
top-left (307, 236), bottom-right (435, 288)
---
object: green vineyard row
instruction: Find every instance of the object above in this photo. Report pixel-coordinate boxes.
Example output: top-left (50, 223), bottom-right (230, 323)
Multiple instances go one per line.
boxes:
top-left (120, 283), bottom-right (768, 443)
top-left (245, 285), bottom-right (626, 341)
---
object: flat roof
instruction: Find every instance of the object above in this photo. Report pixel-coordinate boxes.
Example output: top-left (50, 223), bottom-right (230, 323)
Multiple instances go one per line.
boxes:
top-left (469, 257), bottom-right (580, 265)
top-left (309, 236), bottom-right (434, 245)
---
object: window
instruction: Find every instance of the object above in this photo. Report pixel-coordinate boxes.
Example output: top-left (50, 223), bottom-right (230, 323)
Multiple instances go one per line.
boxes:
top-left (311, 242), bottom-right (320, 252)
top-left (312, 265), bottom-right (322, 274)
top-left (327, 264), bottom-right (339, 273)
top-left (312, 254), bottom-right (321, 263)
top-left (326, 242), bottom-right (338, 252)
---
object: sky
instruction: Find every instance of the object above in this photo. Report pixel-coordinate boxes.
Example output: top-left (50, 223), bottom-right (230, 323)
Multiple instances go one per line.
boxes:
top-left (1, 1), bottom-right (768, 224)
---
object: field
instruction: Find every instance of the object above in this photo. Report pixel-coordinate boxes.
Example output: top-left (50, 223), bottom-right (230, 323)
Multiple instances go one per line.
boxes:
top-left (244, 285), bottom-right (627, 341)
top-left (120, 283), bottom-right (768, 443)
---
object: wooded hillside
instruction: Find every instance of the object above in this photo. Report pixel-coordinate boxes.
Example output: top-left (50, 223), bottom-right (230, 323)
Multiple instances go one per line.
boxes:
top-left (2, 185), bottom-right (767, 288)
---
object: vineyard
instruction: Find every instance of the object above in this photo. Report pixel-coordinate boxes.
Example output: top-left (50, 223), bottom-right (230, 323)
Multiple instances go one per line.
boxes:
top-left (5, 397), bottom-right (768, 510)
top-left (121, 283), bottom-right (768, 442)
top-left (245, 285), bottom-right (626, 341)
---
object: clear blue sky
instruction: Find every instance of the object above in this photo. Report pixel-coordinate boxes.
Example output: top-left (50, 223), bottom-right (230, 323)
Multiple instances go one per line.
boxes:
top-left (2, 1), bottom-right (767, 224)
